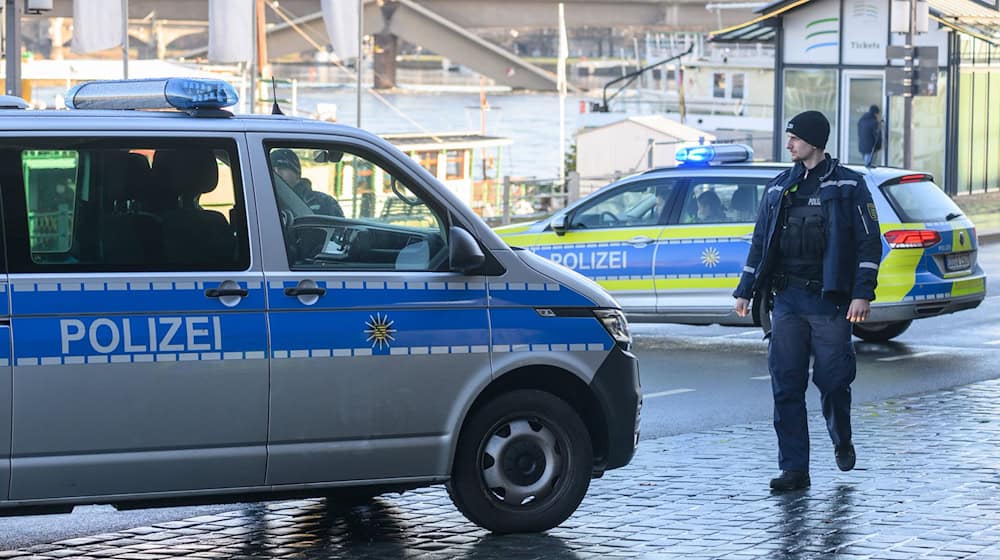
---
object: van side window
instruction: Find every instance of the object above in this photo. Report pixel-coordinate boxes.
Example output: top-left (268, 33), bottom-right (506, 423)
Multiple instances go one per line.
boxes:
top-left (267, 146), bottom-right (448, 271)
top-left (0, 139), bottom-right (250, 272)
top-left (23, 150), bottom-right (78, 254)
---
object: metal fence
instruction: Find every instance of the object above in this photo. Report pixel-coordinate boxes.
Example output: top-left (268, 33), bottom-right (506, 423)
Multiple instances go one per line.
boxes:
top-left (481, 134), bottom-right (775, 227)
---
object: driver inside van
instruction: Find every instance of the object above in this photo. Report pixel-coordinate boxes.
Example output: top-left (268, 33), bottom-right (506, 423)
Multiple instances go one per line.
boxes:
top-left (271, 148), bottom-right (344, 217)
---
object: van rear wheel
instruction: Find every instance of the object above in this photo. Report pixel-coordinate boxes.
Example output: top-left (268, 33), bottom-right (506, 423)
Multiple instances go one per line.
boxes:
top-left (852, 320), bottom-right (912, 342)
top-left (447, 389), bottom-right (592, 534)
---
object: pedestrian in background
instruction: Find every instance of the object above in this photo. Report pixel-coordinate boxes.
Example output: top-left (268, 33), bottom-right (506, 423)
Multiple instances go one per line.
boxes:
top-left (733, 110), bottom-right (882, 491)
top-left (858, 105), bottom-right (882, 167)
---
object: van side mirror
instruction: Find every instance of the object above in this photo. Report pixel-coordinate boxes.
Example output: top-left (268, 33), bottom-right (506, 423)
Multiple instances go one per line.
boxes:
top-left (449, 226), bottom-right (485, 273)
top-left (551, 214), bottom-right (568, 236)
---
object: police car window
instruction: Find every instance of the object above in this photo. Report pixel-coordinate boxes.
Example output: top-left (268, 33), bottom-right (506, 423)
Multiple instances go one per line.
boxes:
top-left (571, 183), bottom-right (674, 229)
top-left (680, 181), bottom-right (768, 224)
top-left (267, 146), bottom-right (448, 272)
top-left (1, 139), bottom-right (249, 273)
top-left (880, 180), bottom-right (961, 222)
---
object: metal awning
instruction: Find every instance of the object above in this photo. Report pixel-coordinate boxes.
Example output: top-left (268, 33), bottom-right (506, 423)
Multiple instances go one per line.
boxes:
top-left (709, 0), bottom-right (1000, 44)
top-left (708, 0), bottom-right (813, 42)
top-left (929, 0), bottom-right (1000, 45)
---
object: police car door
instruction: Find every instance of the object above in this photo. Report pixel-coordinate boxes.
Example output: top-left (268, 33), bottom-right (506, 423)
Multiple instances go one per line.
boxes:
top-left (656, 178), bottom-right (767, 316)
top-left (251, 138), bottom-right (492, 484)
top-left (530, 180), bottom-right (678, 312)
top-left (1, 138), bottom-right (269, 500)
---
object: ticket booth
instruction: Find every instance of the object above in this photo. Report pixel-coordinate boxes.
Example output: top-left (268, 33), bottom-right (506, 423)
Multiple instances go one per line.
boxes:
top-left (711, 0), bottom-right (1000, 195)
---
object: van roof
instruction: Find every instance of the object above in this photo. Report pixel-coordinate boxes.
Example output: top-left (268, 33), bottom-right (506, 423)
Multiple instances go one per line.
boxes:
top-left (0, 109), bottom-right (369, 136)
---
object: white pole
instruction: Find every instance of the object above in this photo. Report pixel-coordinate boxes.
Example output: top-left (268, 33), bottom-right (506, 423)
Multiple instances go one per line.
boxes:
top-left (121, 0), bottom-right (129, 78)
top-left (558, 3), bottom-right (568, 184)
top-left (249, 2), bottom-right (257, 114)
top-left (356, 0), bottom-right (363, 128)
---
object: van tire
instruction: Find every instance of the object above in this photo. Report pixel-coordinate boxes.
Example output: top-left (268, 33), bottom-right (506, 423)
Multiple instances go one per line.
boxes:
top-left (852, 320), bottom-right (912, 342)
top-left (447, 389), bottom-right (592, 534)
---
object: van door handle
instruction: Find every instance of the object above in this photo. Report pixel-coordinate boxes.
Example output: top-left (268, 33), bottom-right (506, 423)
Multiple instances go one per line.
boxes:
top-left (205, 288), bottom-right (249, 298)
top-left (284, 287), bottom-right (327, 297)
top-left (625, 236), bottom-right (654, 246)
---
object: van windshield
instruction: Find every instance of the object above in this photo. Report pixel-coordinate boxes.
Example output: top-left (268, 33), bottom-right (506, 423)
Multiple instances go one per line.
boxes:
top-left (880, 180), bottom-right (963, 223)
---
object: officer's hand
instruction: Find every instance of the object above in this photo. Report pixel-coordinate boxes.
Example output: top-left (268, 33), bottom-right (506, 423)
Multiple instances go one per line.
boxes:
top-left (846, 298), bottom-right (870, 323)
top-left (734, 297), bottom-right (750, 318)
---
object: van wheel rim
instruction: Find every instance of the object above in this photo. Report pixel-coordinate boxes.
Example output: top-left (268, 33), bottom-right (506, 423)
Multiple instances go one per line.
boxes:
top-left (480, 418), bottom-right (562, 506)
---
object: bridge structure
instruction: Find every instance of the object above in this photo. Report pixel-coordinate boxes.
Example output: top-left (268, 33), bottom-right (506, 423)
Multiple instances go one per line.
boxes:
top-left (33, 0), bottom-right (757, 90)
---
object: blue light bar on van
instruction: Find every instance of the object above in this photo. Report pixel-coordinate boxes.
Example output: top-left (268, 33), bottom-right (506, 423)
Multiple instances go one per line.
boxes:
top-left (65, 78), bottom-right (239, 111)
top-left (675, 143), bottom-right (754, 165)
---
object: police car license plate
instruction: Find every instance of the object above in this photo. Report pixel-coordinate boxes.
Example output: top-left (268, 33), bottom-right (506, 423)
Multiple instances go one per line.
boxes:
top-left (945, 252), bottom-right (972, 272)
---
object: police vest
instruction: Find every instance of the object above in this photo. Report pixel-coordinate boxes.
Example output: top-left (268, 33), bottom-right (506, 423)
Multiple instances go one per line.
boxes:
top-left (777, 184), bottom-right (825, 279)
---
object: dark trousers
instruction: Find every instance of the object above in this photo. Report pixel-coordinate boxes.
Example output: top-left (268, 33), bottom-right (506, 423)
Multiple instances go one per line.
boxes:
top-left (768, 286), bottom-right (856, 472)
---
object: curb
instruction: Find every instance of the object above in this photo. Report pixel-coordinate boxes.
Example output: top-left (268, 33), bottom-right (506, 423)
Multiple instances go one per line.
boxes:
top-left (979, 230), bottom-right (1000, 245)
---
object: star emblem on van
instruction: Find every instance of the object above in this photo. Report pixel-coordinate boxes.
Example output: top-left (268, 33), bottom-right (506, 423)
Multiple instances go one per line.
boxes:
top-left (701, 247), bottom-right (721, 268)
top-left (365, 312), bottom-right (396, 350)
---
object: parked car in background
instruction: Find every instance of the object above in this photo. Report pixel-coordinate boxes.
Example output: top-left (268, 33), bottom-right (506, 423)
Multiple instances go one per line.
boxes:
top-left (497, 145), bottom-right (987, 342)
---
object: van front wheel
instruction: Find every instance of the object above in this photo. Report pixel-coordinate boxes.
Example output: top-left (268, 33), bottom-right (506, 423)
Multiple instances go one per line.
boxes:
top-left (447, 389), bottom-right (593, 533)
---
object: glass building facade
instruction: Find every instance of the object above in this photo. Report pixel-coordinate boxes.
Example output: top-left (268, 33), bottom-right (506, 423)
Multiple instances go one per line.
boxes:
top-left (954, 37), bottom-right (1000, 195)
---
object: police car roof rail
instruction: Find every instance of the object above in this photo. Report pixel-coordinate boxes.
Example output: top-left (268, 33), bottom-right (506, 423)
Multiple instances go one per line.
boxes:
top-left (65, 78), bottom-right (238, 117)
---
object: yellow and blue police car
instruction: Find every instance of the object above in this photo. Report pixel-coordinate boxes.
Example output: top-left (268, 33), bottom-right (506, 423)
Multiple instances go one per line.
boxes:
top-left (497, 144), bottom-right (986, 342)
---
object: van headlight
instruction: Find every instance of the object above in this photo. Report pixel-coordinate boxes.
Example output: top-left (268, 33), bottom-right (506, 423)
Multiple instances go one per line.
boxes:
top-left (594, 309), bottom-right (632, 349)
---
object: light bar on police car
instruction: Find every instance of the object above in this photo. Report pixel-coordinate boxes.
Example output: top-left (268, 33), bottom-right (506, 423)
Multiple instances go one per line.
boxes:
top-left (65, 78), bottom-right (239, 111)
top-left (675, 143), bottom-right (754, 165)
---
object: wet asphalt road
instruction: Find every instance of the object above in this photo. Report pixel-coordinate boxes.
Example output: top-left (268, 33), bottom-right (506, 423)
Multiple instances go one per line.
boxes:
top-left (635, 241), bottom-right (1000, 440)
top-left (1, 243), bottom-right (998, 551)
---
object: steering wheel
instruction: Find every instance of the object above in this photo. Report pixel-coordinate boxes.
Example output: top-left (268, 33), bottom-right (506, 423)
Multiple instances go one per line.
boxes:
top-left (600, 211), bottom-right (621, 225)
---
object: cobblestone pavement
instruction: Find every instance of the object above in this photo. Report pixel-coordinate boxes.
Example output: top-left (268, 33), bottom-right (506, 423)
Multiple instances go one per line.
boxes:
top-left (3, 379), bottom-right (999, 560)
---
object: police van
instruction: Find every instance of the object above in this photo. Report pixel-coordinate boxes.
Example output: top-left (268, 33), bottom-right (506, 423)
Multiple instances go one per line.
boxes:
top-left (498, 144), bottom-right (987, 342)
top-left (0, 79), bottom-right (640, 534)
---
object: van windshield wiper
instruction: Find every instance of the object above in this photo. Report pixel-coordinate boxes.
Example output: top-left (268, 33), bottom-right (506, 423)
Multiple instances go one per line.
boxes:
top-left (946, 212), bottom-right (963, 221)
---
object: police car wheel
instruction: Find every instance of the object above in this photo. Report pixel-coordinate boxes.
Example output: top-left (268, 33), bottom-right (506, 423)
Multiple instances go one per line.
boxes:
top-left (447, 389), bottom-right (592, 534)
top-left (852, 320), bottom-right (912, 342)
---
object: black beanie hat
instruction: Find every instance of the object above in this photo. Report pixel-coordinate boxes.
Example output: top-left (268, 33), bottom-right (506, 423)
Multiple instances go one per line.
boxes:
top-left (785, 110), bottom-right (830, 150)
top-left (271, 148), bottom-right (301, 175)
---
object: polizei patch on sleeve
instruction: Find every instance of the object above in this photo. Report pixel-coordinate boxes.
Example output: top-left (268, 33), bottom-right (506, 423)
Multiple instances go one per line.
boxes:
top-left (867, 202), bottom-right (878, 221)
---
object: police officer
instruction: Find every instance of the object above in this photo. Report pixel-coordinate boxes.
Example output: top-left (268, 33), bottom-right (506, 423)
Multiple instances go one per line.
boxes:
top-left (733, 111), bottom-right (882, 491)
top-left (271, 148), bottom-right (344, 217)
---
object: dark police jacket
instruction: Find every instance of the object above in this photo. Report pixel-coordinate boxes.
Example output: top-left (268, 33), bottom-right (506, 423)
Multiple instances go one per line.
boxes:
top-left (733, 156), bottom-right (882, 305)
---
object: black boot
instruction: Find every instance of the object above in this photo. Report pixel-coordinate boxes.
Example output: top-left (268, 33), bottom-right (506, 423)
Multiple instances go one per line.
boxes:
top-left (770, 470), bottom-right (810, 491)
top-left (835, 442), bottom-right (856, 472)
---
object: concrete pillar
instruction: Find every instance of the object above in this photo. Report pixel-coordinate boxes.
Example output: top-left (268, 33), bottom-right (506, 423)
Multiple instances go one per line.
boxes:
top-left (155, 19), bottom-right (165, 60)
top-left (373, 32), bottom-right (398, 90)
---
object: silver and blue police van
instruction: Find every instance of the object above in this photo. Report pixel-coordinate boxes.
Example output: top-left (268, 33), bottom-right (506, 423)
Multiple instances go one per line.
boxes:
top-left (0, 79), bottom-right (640, 534)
